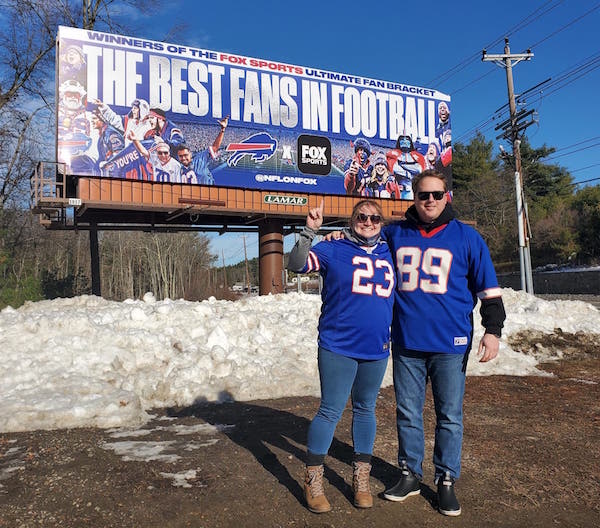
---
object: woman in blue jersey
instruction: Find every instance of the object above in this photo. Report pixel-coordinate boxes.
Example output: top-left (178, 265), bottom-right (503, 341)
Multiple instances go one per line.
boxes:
top-left (288, 199), bottom-right (395, 513)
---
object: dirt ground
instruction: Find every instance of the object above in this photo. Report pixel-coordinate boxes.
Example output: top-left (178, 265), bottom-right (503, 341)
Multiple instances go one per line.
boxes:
top-left (1, 330), bottom-right (599, 528)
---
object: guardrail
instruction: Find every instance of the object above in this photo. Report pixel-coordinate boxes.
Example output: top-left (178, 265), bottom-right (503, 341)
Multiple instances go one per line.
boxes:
top-left (498, 269), bottom-right (600, 295)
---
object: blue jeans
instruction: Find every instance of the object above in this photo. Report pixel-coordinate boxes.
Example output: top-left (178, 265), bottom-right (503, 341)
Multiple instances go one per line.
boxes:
top-left (392, 347), bottom-right (467, 480)
top-left (307, 347), bottom-right (388, 459)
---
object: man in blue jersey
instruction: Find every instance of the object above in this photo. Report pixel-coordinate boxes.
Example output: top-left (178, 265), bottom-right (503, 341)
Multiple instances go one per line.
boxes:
top-left (382, 169), bottom-right (505, 516)
top-left (343, 138), bottom-right (372, 195)
top-left (72, 110), bottom-right (125, 176)
top-left (435, 101), bottom-right (451, 142)
top-left (176, 117), bottom-right (229, 185)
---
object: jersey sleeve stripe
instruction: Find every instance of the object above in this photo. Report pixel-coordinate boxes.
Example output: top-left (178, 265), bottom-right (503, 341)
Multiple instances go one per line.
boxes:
top-left (477, 287), bottom-right (503, 300)
top-left (306, 250), bottom-right (320, 272)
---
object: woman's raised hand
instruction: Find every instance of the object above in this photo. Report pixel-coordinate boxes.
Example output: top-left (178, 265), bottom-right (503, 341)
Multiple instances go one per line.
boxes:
top-left (306, 199), bottom-right (324, 231)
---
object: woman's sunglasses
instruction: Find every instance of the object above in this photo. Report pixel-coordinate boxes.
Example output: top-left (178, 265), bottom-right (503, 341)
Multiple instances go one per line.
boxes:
top-left (356, 213), bottom-right (382, 224)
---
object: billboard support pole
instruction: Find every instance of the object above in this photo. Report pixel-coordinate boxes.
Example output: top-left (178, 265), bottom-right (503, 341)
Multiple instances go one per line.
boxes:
top-left (89, 223), bottom-right (101, 296)
top-left (258, 219), bottom-right (284, 295)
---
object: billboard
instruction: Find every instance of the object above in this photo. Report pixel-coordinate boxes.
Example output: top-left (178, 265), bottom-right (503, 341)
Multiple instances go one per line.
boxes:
top-left (56, 26), bottom-right (451, 200)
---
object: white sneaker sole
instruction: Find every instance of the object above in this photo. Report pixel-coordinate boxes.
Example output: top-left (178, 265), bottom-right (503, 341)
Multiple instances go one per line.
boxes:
top-left (383, 489), bottom-right (420, 502)
top-left (439, 507), bottom-right (461, 516)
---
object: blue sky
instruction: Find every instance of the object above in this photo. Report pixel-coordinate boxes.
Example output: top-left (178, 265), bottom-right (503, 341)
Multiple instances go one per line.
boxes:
top-left (135, 0), bottom-right (599, 265)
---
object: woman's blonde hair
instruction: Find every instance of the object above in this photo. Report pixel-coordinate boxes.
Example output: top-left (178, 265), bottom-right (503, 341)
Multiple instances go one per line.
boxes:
top-left (349, 199), bottom-right (385, 227)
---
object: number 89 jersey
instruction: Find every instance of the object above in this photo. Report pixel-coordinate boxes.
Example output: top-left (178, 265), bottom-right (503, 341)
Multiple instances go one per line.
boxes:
top-left (383, 219), bottom-right (502, 354)
top-left (302, 239), bottom-right (395, 360)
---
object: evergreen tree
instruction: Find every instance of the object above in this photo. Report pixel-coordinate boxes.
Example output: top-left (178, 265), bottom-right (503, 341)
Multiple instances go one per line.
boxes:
top-left (518, 139), bottom-right (573, 201)
top-left (571, 186), bottom-right (600, 262)
top-left (452, 132), bottom-right (516, 268)
top-left (517, 138), bottom-right (577, 265)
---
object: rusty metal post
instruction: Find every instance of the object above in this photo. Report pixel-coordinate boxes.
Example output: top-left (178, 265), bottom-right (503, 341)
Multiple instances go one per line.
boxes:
top-left (258, 218), bottom-right (284, 295)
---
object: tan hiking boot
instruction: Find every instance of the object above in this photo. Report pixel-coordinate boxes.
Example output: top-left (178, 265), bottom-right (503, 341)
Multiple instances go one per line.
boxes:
top-left (352, 461), bottom-right (373, 508)
top-left (304, 465), bottom-right (331, 513)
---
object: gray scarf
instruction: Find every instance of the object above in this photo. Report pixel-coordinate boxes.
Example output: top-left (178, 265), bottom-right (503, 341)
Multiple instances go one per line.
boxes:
top-left (342, 227), bottom-right (381, 247)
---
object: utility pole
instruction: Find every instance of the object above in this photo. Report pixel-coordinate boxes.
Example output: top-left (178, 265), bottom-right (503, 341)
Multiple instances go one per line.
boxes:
top-left (242, 235), bottom-right (250, 293)
top-left (296, 232), bottom-right (301, 293)
top-left (483, 38), bottom-right (535, 294)
top-left (221, 250), bottom-right (228, 290)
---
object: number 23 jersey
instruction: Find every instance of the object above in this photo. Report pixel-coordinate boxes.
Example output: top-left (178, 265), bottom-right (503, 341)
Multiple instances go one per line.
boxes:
top-left (301, 239), bottom-right (395, 359)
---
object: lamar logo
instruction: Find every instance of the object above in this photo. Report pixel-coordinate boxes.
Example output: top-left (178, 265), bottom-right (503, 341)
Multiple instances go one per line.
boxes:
top-left (264, 195), bottom-right (308, 206)
top-left (297, 135), bottom-right (331, 175)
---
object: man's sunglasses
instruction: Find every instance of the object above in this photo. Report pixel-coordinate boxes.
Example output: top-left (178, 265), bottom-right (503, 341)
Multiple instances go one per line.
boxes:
top-left (356, 213), bottom-right (381, 224)
top-left (157, 151), bottom-right (170, 155)
top-left (417, 191), bottom-right (445, 201)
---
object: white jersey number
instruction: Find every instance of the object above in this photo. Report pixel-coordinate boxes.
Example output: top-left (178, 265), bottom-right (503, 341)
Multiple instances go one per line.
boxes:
top-left (352, 256), bottom-right (395, 297)
top-left (396, 247), bottom-right (452, 294)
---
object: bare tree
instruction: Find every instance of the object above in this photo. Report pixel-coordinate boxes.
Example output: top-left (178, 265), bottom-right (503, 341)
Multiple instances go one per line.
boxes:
top-left (0, 0), bottom-right (166, 308)
top-left (0, 0), bottom-right (158, 109)
top-left (96, 231), bottom-right (215, 302)
top-left (0, 0), bottom-right (161, 210)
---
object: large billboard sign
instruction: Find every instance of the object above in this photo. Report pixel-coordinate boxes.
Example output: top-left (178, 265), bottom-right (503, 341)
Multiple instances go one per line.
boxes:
top-left (57, 26), bottom-right (451, 200)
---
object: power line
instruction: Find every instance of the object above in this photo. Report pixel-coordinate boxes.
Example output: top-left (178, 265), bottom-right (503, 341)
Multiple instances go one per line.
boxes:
top-left (535, 54), bottom-right (600, 98)
top-left (571, 176), bottom-right (600, 186)
top-left (569, 163), bottom-right (600, 174)
top-left (427, 0), bottom-right (564, 87)
top-left (454, 113), bottom-right (502, 143)
top-left (526, 2), bottom-right (600, 49)
top-left (450, 70), bottom-right (496, 96)
top-left (443, 2), bottom-right (598, 103)
top-left (544, 140), bottom-right (600, 161)
top-left (457, 51), bottom-right (600, 145)
top-left (523, 51), bottom-right (600, 101)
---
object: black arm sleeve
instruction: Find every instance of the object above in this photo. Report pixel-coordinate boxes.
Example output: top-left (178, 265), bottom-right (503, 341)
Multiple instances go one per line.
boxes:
top-left (480, 296), bottom-right (506, 337)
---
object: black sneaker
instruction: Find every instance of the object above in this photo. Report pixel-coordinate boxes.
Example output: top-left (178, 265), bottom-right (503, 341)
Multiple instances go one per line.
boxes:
top-left (437, 472), bottom-right (461, 516)
top-left (383, 463), bottom-right (421, 502)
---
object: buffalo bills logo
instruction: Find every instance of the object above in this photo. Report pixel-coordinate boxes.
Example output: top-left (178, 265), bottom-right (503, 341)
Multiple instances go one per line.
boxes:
top-left (226, 132), bottom-right (278, 166)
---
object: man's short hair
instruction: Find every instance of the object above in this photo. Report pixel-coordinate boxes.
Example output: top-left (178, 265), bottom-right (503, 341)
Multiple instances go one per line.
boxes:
top-left (177, 145), bottom-right (190, 153)
top-left (412, 169), bottom-right (447, 193)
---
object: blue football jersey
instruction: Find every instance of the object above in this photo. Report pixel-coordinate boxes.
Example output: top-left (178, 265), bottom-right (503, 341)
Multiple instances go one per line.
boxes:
top-left (383, 220), bottom-right (502, 354)
top-left (301, 238), bottom-right (395, 360)
top-left (180, 148), bottom-right (218, 185)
